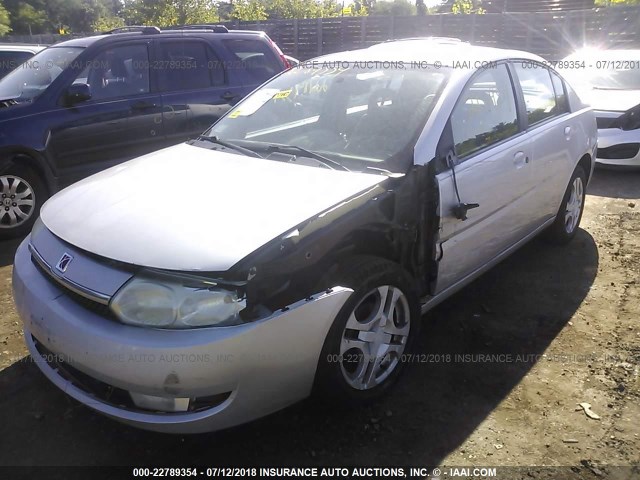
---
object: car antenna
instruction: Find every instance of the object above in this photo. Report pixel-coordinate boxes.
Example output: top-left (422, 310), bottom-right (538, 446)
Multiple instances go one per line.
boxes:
top-left (446, 150), bottom-right (479, 221)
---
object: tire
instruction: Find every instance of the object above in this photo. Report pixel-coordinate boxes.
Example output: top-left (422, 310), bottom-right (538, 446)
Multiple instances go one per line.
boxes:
top-left (0, 163), bottom-right (47, 240)
top-left (544, 165), bottom-right (587, 245)
top-left (314, 256), bottom-right (420, 404)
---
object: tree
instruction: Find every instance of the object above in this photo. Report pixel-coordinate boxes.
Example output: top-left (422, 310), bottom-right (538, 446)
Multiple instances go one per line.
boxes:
top-left (0, 2), bottom-right (10, 35)
top-left (123, 0), bottom-right (220, 27)
top-left (13, 2), bottom-right (46, 34)
top-left (3, 0), bottom-right (122, 34)
top-left (416, 0), bottom-right (427, 15)
top-left (265, 0), bottom-right (341, 19)
top-left (92, 15), bottom-right (125, 31)
top-left (451, 0), bottom-right (485, 13)
top-left (231, 0), bottom-right (268, 21)
top-left (370, 0), bottom-right (417, 16)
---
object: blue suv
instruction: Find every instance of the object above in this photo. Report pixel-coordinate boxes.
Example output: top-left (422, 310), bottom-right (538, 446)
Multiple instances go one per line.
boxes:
top-left (0, 25), bottom-right (289, 238)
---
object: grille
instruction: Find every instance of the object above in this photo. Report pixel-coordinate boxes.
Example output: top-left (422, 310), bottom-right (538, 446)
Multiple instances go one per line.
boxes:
top-left (597, 143), bottom-right (640, 160)
top-left (30, 255), bottom-right (117, 320)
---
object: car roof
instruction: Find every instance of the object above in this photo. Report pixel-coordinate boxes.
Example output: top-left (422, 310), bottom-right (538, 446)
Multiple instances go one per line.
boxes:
top-left (314, 38), bottom-right (545, 67)
top-left (0, 44), bottom-right (46, 53)
top-left (51, 29), bottom-right (270, 49)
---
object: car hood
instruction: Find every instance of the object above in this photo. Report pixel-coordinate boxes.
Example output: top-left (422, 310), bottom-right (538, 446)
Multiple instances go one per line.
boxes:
top-left (40, 143), bottom-right (384, 272)
top-left (578, 88), bottom-right (640, 112)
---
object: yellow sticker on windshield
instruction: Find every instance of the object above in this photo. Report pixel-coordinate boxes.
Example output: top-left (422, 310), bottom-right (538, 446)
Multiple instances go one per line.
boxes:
top-left (273, 89), bottom-right (292, 100)
top-left (228, 110), bottom-right (242, 118)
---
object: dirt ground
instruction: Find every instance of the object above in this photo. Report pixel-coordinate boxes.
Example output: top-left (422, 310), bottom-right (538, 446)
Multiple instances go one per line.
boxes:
top-left (0, 169), bottom-right (638, 475)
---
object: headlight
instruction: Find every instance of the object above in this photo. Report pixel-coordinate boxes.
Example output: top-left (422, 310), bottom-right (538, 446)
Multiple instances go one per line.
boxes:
top-left (110, 275), bottom-right (246, 329)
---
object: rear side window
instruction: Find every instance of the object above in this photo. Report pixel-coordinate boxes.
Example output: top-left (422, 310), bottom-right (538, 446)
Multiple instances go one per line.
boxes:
top-left (450, 64), bottom-right (519, 158)
top-left (550, 71), bottom-right (569, 114)
top-left (513, 63), bottom-right (558, 125)
top-left (223, 39), bottom-right (282, 84)
top-left (158, 41), bottom-right (218, 92)
top-left (0, 51), bottom-right (34, 76)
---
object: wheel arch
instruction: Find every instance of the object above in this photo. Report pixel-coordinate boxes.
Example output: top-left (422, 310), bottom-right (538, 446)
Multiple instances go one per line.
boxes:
top-left (0, 148), bottom-right (55, 196)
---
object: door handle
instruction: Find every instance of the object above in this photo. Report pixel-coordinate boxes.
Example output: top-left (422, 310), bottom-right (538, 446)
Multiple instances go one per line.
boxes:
top-left (565, 126), bottom-right (572, 138)
top-left (514, 151), bottom-right (529, 167)
top-left (221, 91), bottom-right (238, 101)
top-left (131, 100), bottom-right (157, 110)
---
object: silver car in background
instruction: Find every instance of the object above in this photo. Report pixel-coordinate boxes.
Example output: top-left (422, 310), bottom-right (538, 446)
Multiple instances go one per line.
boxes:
top-left (562, 49), bottom-right (640, 167)
top-left (0, 44), bottom-right (46, 79)
top-left (13, 39), bottom-right (597, 433)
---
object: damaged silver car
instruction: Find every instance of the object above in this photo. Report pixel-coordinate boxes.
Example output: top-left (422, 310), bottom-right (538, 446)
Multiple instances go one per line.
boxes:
top-left (13, 39), bottom-right (597, 433)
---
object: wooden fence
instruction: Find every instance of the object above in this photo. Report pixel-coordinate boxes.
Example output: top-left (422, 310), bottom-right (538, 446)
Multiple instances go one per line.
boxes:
top-left (2, 6), bottom-right (640, 61)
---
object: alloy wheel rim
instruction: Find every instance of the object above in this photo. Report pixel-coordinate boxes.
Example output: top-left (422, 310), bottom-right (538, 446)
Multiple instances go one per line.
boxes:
top-left (339, 285), bottom-right (410, 390)
top-left (564, 176), bottom-right (584, 234)
top-left (0, 175), bottom-right (36, 229)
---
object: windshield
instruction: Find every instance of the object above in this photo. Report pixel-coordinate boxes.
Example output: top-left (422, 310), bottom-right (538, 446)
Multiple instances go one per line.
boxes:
top-left (0, 46), bottom-right (83, 101)
top-left (203, 63), bottom-right (449, 174)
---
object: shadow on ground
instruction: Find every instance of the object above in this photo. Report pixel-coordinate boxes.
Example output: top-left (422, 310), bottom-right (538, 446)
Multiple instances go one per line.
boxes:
top-left (0, 230), bottom-right (598, 467)
top-left (588, 168), bottom-right (640, 200)
top-left (0, 236), bottom-right (24, 268)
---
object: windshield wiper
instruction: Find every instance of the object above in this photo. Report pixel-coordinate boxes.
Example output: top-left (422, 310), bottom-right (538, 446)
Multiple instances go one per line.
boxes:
top-left (267, 143), bottom-right (350, 172)
top-left (194, 135), bottom-right (263, 158)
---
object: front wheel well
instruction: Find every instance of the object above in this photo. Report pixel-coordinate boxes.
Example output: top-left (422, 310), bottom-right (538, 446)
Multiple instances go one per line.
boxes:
top-left (0, 152), bottom-right (51, 196)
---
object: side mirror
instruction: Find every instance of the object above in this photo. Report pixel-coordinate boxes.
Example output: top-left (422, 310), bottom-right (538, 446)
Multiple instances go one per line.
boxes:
top-left (65, 83), bottom-right (92, 105)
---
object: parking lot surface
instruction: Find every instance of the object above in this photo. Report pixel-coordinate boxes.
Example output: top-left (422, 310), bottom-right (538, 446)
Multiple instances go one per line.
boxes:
top-left (0, 169), bottom-right (638, 470)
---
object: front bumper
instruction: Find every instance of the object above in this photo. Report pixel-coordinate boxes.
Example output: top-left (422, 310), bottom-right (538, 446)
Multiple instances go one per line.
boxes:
top-left (12, 238), bottom-right (352, 433)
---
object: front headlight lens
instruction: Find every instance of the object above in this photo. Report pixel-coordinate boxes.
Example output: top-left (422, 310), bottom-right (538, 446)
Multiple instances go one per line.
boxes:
top-left (110, 276), bottom-right (245, 329)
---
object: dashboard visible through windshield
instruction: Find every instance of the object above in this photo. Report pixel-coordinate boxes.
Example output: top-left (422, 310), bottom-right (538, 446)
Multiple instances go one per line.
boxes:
top-left (204, 63), bottom-right (450, 174)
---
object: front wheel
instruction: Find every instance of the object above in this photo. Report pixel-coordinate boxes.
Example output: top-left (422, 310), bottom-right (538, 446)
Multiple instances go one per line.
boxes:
top-left (0, 163), bottom-right (46, 240)
top-left (544, 165), bottom-right (586, 245)
top-left (314, 257), bottom-right (419, 404)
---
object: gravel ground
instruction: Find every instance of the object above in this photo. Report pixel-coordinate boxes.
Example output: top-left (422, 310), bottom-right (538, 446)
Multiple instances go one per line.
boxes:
top-left (0, 168), bottom-right (638, 477)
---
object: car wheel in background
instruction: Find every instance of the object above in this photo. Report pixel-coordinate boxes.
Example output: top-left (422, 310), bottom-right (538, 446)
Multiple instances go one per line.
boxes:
top-left (314, 257), bottom-right (419, 404)
top-left (0, 163), bottom-right (46, 240)
top-left (545, 165), bottom-right (587, 245)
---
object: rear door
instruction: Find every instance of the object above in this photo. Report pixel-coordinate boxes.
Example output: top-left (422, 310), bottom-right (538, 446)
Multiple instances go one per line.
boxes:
top-left (511, 61), bottom-right (577, 222)
top-left (155, 38), bottom-right (244, 145)
top-left (433, 63), bottom-right (535, 294)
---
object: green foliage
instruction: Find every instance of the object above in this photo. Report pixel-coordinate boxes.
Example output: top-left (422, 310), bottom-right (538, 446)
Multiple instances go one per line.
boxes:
top-left (370, 0), bottom-right (417, 16)
top-left (123, 0), bottom-right (220, 27)
top-left (451, 0), bottom-right (485, 14)
top-left (92, 15), bottom-right (125, 32)
top-left (231, 0), bottom-right (268, 21)
top-left (266, 0), bottom-right (341, 19)
top-left (3, 0), bottom-right (121, 34)
top-left (0, 2), bottom-right (10, 35)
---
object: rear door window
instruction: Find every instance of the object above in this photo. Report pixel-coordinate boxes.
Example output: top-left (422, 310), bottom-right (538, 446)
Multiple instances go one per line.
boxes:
top-left (157, 41), bottom-right (220, 91)
top-left (223, 39), bottom-right (282, 84)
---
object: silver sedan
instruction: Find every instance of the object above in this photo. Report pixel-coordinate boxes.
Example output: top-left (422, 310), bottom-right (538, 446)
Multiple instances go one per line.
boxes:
top-left (13, 39), bottom-right (596, 433)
